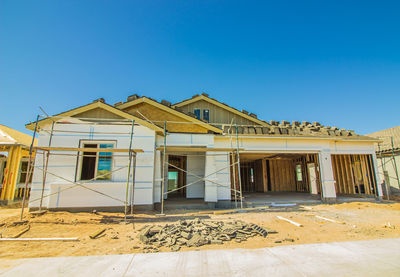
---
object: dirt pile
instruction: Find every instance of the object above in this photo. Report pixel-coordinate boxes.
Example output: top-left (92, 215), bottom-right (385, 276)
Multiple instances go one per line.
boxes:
top-left (137, 218), bottom-right (270, 252)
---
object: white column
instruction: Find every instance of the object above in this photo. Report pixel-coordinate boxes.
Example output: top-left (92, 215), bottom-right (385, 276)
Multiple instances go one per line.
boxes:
top-left (215, 152), bottom-right (231, 200)
top-left (204, 151), bottom-right (218, 202)
top-left (372, 153), bottom-right (383, 197)
top-left (153, 150), bottom-right (162, 203)
top-left (318, 151), bottom-right (337, 200)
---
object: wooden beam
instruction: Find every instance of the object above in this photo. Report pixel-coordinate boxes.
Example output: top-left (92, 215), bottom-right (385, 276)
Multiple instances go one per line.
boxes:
top-left (367, 154), bottom-right (377, 196)
top-left (262, 159), bottom-right (268, 192)
top-left (339, 155), bottom-right (347, 194)
top-left (360, 155), bottom-right (371, 195)
top-left (0, 237), bottom-right (79, 241)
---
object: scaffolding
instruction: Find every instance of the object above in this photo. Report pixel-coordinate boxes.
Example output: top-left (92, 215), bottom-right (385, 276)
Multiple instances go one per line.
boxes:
top-left (20, 114), bottom-right (249, 219)
top-left (376, 136), bottom-right (400, 197)
top-left (20, 115), bottom-right (142, 221)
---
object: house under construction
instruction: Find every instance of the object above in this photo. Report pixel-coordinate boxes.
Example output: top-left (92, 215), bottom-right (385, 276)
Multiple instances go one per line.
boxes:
top-left (25, 94), bottom-right (383, 212)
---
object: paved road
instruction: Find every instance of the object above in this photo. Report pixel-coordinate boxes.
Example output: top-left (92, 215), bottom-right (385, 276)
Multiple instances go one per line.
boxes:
top-left (1, 238), bottom-right (400, 276)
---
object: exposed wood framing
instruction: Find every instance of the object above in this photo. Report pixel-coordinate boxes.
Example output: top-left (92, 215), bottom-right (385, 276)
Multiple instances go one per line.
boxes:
top-left (267, 159), bottom-right (297, 192)
top-left (118, 97), bottom-right (223, 134)
top-left (331, 154), bottom-right (376, 196)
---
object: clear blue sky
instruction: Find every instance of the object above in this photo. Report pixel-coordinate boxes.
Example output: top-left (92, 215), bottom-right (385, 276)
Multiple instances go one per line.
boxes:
top-left (1, 0), bottom-right (399, 135)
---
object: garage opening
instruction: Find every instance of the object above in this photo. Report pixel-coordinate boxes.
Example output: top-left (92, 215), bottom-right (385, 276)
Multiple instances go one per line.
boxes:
top-left (331, 154), bottom-right (377, 196)
top-left (232, 153), bottom-right (322, 196)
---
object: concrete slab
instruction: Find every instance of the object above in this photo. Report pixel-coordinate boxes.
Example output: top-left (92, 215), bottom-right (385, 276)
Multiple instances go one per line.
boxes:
top-left (0, 254), bottom-right (134, 277)
top-left (125, 248), bottom-right (303, 277)
top-left (1, 239), bottom-right (399, 277)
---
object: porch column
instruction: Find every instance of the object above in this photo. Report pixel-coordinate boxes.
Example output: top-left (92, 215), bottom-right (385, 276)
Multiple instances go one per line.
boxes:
top-left (318, 151), bottom-right (336, 202)
top-left (153, 150), bottom-right (162, 203)
top-left (204, 151), bottom-right (217, 202)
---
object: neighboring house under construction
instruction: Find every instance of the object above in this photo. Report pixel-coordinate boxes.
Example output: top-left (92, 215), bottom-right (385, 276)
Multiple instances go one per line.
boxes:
top-left (0, 124), bottom-right (36, 203)
top-left (368, 126), bottom-right (400, 196)
top-left (25, 94), bottom-right (383, 212)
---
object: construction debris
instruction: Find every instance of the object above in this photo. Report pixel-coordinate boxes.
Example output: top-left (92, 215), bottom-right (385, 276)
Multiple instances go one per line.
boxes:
top-left (89, 228), bottom-right (106, 239)
top-left (0, 237), bottom-right (79, 242)
top-left (137, 218), bottom-right (270, 251)
top-left (30, 210), bottom-right (48, 216)
top-left (315, 215), bottom-right (344, 224)
top-left (277, 216), bottom-right (303, 227)
top-left (13, 225), bottom-right (30, 238)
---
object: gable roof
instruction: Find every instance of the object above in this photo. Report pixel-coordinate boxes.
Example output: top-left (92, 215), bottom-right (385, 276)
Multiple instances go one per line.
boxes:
top-left (117, 96), bottom-right (223, 134)
top-left (172, 94), bottom-right (268, 126)
top-left (25, 100), bottom-right (164, 134)
top-left (0, 124), bottom-right (37, 147)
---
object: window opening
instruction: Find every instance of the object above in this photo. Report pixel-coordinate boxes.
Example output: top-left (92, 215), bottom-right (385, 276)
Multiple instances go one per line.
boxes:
top-left (80, 143), bottom-right (114, 181)
top-left (296, 164), bottom-right (303, 181)
top-left (194, 109), bottom-right (201, 120)
top-left (203, 109), bottom-right (210, 122)
top-left (18, 161), bottom-right (32, 184)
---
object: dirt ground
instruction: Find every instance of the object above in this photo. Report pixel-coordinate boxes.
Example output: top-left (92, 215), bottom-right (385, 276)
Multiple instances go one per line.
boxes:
top-left (0, 201), bottom-right (399, 260)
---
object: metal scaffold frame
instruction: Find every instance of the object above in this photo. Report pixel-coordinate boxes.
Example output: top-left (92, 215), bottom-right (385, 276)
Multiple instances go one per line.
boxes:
top-left (158, 121), bottom-right (244, 215)
top-left (377, 135), bottom-right (400, 198)
top-left (20, 114), bottom-right (141, 222)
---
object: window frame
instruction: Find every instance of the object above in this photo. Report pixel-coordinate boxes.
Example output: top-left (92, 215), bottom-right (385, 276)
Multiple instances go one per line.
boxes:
top-left (77, 140), bottom-right (116, 182)
top-left (17, 158), bottom-right (31, 185)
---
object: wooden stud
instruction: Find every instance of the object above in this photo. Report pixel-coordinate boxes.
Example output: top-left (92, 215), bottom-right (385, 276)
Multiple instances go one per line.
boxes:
top-left (339, 155), bottom-right (347, 194)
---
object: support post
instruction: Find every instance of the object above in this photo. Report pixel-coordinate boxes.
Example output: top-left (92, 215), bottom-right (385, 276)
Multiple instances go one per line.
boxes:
top-left (39, 121), bottom-right (54, 211)
top-left (125, 120), bottom-right (135, 220)
top-left (20, 114), bottom-right (39, 221)
top-left (235, 125), bottom-right (243, 209)
top-left (390, 136), bottom-right (400, 189)
top-left (160, 121), bottom-right (167, 215)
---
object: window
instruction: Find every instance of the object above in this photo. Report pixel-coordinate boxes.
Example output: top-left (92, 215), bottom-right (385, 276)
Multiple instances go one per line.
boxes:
top-left (296, 164), bottom-right (303, 181)
top-left (18, 161), bottom-right (32, 184)
top-left (203, 109), bottom-right (210, 122)
top-left (194, 109), bottom-right (201, 120)
top-left (80, 143), bottom-right (114, 181)
top-left (168, 171), bottom-right (178, 191)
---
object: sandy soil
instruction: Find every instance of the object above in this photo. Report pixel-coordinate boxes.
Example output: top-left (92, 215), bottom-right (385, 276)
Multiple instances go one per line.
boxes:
top-left (0, 201), bottom-right (399, 260)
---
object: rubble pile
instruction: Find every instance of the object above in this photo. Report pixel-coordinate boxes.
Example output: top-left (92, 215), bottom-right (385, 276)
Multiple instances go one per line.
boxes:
top-left (137, 218), bottom-right (269, 252)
